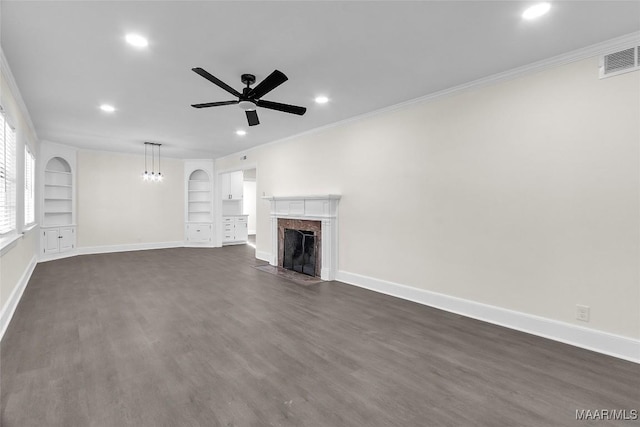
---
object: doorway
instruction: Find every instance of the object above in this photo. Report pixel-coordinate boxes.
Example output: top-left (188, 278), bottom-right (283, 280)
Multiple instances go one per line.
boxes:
top-left (242, 168), bottom-right (257, 246)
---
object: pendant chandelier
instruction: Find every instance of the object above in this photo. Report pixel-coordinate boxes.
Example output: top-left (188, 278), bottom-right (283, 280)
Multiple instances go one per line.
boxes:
top-left (142, 142), bottom-right (163, 182)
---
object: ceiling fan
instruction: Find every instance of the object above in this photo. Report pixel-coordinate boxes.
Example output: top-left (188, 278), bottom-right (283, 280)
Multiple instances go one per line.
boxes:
top-left (190, 68), bottom-right (307, 126)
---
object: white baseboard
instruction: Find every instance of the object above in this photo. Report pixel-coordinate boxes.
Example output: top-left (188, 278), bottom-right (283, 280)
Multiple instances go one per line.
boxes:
top-left (256, 250), bottom-right (271, 263)
top-left (336, 270), bottom-right (640, 364)
top-left (77, 241), bottom-right (184, 256)
top-left (0, 256), bottom-right (37, 342)
top-left (184, 242), bottom-right (216, 248)
top-left (39, 250), bottom-right (78, 263)
top-left (40, 241), bottom-right (201, 262)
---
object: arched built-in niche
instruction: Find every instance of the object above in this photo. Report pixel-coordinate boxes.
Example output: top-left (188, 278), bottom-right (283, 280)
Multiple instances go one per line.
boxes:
top-left (43, 157), bottom-right (73, 226)
top-left (187, 169), bottom-right (212, 223)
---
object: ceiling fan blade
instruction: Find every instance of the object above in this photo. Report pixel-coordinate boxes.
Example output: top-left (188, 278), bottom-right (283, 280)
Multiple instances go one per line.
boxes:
top-left (191, 100), bottom-right (239, 108)
top-left (256, 99), bottom-right (307, 116)
top-left (248, 70), bottom-right (288, 100)
top-left (192, 67), bottom-right (242, 98)
top-left (246, 110), bottom-right (260, 126)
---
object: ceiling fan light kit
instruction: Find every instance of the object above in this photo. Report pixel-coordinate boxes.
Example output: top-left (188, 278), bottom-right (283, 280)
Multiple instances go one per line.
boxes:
top-left (238, 100), bottom-right (256, 111)
top-left (191, 68), bottom-right (307, 126)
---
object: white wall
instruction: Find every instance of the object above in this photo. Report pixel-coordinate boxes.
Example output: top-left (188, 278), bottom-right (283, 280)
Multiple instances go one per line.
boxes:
top-left (0, 50), bottom-right (40, 328)
top-left (216, 56), bottom-right (640, 341)
top-left (76, 150), bottom-right (184, 248)
top-left (243, 180), bottom-right (257, 234)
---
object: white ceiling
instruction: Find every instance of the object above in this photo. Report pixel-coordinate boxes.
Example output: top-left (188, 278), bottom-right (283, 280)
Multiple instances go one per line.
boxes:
top-left (2, 1), bottom-right (639, 159)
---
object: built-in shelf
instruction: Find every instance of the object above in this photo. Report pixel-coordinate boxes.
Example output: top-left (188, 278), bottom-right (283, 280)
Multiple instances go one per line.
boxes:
top-left (184, 163), bottom-right (215, 246)
top-left (40, 144), bottom-right (78, 257)
top-left (43, 156), bottom-right (74, 228)
top-left (187, 169), bottom-right (212, 223)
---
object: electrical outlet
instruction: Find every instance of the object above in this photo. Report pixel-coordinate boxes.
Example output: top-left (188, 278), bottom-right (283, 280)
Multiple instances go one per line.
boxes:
top-left (576, 304), bottom-right (590, 322)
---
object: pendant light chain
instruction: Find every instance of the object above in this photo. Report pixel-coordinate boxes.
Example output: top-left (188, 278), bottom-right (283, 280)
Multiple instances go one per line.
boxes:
top-left (158, 144), bottom-right (161, 180)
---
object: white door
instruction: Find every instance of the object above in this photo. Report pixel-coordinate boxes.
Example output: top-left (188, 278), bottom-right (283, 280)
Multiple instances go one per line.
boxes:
top-left (59, 227), bottom-right (74, 252)
top-left (43, 229), bottom-right (60, 254)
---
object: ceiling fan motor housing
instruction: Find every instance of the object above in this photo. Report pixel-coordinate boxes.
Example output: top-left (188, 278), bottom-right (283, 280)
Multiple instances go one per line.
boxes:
top-left (240, 74), bottom-right (257, 110)
top-left (241, 74), bottom-right (256, 86)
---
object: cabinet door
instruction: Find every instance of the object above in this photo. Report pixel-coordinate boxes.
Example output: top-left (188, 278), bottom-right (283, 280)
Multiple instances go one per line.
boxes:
top-left (229, 171), bottom-right (243, 200)
top-left (43, 229), bottom-right (60, 254)
top-left (235, 217), bottom-right (248, 242)
top-left (59, 227), bottom-right (75, 252)
top-left (187, 224), bottom-right (211, 242)
top-left (221, 173), bottom-right (231, 200)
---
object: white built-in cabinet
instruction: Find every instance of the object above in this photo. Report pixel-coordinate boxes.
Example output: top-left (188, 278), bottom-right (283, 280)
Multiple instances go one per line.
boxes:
top-left (221, 171), bottom-right (243, 200)
top-left (220, 170), bottom-right (246, 245)
top-left (186, 223), bottom-right (213, 243)
top-left (43, 226), bottom-right (75, 254)
top-left (222, 215), bottom-right (248, 244)
top-left (185, 161), bottom-right (214, 247)
top-left (40, 142), bottom-right (77, 257)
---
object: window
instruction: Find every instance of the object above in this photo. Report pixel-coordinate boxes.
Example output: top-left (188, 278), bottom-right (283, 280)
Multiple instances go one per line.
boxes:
top-left (24, 146), bottom-right (35, 225)
top-left (0, 110), bottom-right (17, 235)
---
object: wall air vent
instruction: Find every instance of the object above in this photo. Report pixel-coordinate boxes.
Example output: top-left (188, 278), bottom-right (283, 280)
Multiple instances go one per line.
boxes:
top-left (599, 46), bottom-right (639, 79)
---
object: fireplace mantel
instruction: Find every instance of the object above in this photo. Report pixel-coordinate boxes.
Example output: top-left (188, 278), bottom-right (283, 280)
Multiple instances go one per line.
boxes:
top-left (264, 195), bottom-right (340, 280)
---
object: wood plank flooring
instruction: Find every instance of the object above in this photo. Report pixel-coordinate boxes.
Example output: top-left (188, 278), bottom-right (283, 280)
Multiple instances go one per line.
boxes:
top-left (1, 245), bottom-right (638, 426)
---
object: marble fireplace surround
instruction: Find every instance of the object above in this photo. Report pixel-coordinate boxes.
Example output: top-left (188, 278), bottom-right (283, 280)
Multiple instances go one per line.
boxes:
top-left (265, 195), bottom-right (340, 281)
top-left (278, 219), bottom-right (322, 278)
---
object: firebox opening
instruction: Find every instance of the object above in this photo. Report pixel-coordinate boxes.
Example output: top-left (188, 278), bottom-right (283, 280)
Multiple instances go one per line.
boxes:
top-left (283, 229), bottom-right (317, 277)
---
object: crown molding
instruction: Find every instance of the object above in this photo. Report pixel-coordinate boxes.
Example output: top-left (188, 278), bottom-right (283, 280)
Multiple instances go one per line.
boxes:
top-left (217, 31), bottom-right (640, 163)
top-left (0, 46), bottom-right (39, 141)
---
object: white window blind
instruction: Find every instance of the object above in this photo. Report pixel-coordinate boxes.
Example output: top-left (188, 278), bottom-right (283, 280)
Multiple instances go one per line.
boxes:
top-left (0, 111), bottom-right (17, 234)
top-left (24, 146), bottom-right (35, 225)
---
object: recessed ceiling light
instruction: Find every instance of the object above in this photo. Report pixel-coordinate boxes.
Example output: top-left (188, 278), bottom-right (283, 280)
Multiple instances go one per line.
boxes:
top-left (314, 96), bottom-right (329, 104)
top-left (236, 130), bottom-right (247, 136)
top-left (99, 104), bottom-right (116, 113)
top-left (522, 3), bottom-right (551, 20)
top-left (125, 33), bottom-right (148, 48)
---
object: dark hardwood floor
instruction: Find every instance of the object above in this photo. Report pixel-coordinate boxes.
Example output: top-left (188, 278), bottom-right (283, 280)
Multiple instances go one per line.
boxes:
top-left (1, 245), bottom-right (638, 426)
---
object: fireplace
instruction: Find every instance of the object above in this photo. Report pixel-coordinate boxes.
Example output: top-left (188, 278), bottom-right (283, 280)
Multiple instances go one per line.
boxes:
top-left (265, 195), bottom-right (341, 281)
top-left (283, 229), bottom-right (317, 276)
top-left (277, 218), bottom-right (321, 277)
